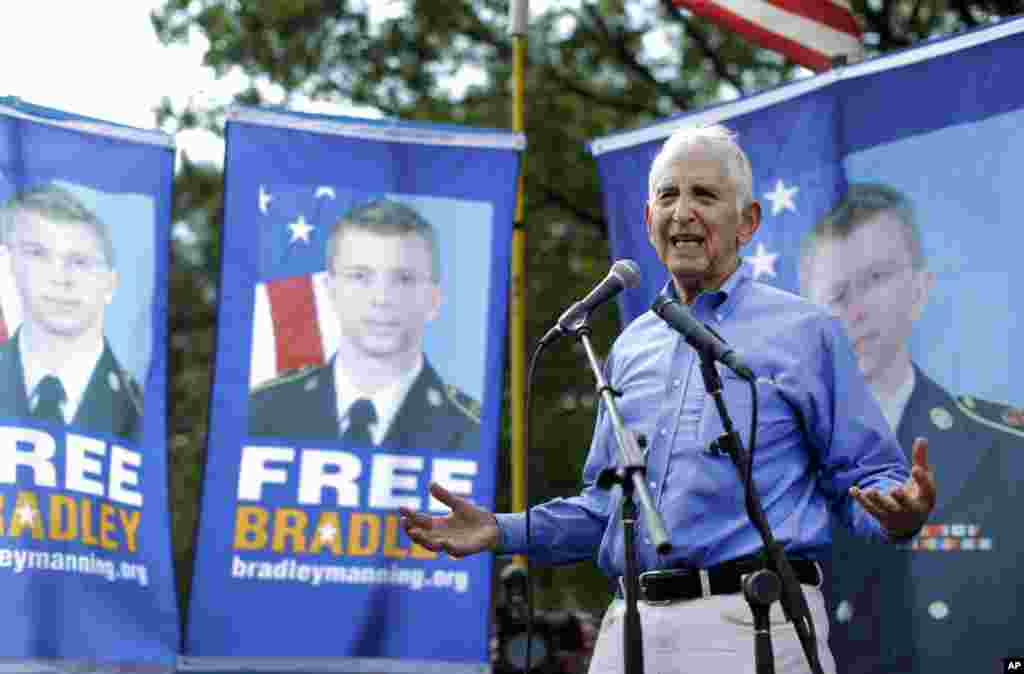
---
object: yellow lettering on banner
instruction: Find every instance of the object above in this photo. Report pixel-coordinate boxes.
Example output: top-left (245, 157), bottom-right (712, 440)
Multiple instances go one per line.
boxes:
top-left (120, 509), bottom-right (141, 553)
top-left (99, 502), bottom-right (119, 551)
top-left (234, 506), bottom-right (270, 550)
top-left (348, 513), bottom-right (380, 556)
top-left (0, 492), bottom-right (141, 551)
top-left (80, 497), bottom-right (99, 546)
top-left (229, 505), bottom-right (446, 558)
top-left (272, 508), bottom-right (308, 553)
top-left (9, 491), bottom-right (45, 540)
top-left (49, 494), bottom-right (78, 541)
top-left (383, 514), bottom-right (408, 559)
top-left (309, 511), bottom-right (343, 555)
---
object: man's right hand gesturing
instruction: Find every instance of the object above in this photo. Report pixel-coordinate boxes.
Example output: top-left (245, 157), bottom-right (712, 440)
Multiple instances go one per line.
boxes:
top-left (399, 482), bottom-right (501, 559)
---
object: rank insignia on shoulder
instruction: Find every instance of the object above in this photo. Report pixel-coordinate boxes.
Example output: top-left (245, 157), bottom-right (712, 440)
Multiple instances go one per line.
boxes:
top-left (114, 369), bottom-right (144, 416)
top-left (252, 365), bottom-right (319, 393)
top-left (1003, 407), bottom-right (1024, 429)
top-left (930, 406), bottom-right (954, 431)
top-left (956, 395), bottom-right (1024, 439)
top-left (427, 387), bottom-right (443, 408)
top-left (447, 384), bottom-right (481, 423)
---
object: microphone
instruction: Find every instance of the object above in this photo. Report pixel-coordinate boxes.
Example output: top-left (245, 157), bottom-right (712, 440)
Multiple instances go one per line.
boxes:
top-left (651, 295), bottom-right (755, 380)
top-left (540, 259), bottom-right (641, 346)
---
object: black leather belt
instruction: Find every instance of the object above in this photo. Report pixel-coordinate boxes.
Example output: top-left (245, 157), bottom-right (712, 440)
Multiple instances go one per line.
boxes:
top-left (616, 556), bottom-right (821, 604)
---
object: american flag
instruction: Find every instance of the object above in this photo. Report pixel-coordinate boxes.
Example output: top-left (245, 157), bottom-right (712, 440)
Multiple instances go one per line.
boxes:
top-left (250, 272), bottom-right (337, 387)
top-left (672, 0), bottom-right (863, 71)
top-left (247, 184), bottom-right (356, 388)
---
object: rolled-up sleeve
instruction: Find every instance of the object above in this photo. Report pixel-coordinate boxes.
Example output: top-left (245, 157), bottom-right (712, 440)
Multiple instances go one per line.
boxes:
top-left (807, 316), bottom-right (910, 542)
top-left (494, 356), bottom-right (621, 564)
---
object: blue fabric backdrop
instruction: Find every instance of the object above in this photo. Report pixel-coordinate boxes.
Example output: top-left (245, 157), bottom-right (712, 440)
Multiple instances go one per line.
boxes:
top-left (591, 17), bottom-right (1024, 674)
top-left (0, 97), bottom-right (178, 669)
top-left (185, 106), bottom-right (521, 672)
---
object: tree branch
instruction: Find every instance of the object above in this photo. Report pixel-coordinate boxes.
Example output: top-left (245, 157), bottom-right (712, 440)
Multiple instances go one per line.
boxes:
top-left (539, 63), bottom-right (663, 116)
top-left (868, 0), bottom-right (913, 48)
top-left (530, 179), bottom-right (608, 238)
top-left (460, 4), bottom-right (513, 61)
top-left (660, 0), bottom-right (747, 95)
top-left (952, 0), bottom-right (981, 27)
top-left (583, 5), bottom-right (693, 110)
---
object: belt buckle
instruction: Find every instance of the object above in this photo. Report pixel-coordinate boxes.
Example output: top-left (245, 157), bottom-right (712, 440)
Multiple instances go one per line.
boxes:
top-left (616, 575), bottom-right (648, 603)
top-left (617, 575), bottom-right (667, 605)
top-left (638, 571), bottom-right (674, 606)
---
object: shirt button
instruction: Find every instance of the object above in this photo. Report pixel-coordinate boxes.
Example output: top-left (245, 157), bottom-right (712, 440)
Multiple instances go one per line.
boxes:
top-left (716, 313), bottom-right (724, 321)
top-left (649, 481), bottom-right (656, 489)
top-left (660, 429), bottom-right (668, 436)
top-left (671, 379), bottom-right (681, 388)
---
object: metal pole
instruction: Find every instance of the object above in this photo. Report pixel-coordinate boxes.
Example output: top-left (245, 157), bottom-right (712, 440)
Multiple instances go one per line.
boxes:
top-left (509, 0), bottom-right (529, 566)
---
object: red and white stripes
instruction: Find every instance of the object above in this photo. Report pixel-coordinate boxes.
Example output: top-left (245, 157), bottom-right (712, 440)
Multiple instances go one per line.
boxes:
top-left (673, 0), bottom-right (863, 71)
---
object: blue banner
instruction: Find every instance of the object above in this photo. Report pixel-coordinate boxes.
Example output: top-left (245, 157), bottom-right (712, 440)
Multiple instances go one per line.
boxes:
top-left (185, 107), bottom-right (521, 671)
top-left (0, 98), bottom-right (178, 668)
top-left (591, 18), bottom-right (1024, 674)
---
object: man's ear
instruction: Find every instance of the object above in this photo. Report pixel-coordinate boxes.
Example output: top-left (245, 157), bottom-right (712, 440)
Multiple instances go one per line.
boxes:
top-left (427, 283), bottom-right (442, 322)
top-left (644, 201), bottom-right (655, 245)
top-left (910, 269), bottom-right (934, 322)
top-left (105, 270), bottom-right (119, 305)
top-left (738, 201), bottom-right (762, 246)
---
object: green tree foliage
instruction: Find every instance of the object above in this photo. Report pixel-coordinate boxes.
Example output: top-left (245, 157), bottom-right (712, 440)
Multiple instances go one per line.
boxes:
top-left (151, 0), bottom-right (1023, 617)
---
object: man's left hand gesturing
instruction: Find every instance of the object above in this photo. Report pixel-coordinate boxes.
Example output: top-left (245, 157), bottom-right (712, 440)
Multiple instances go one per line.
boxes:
top-left (851, 436), bottom-right (936, 540)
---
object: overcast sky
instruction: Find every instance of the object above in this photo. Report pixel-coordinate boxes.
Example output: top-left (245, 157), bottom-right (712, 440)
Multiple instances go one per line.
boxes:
top-left (0, 1), bottom-right (633, 168)
top-left (0, 3), bottom-right (240, 162)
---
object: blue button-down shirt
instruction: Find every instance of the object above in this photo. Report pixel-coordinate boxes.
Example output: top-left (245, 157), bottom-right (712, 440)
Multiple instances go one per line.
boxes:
top-left (496, 262), bottom-right (909, 578)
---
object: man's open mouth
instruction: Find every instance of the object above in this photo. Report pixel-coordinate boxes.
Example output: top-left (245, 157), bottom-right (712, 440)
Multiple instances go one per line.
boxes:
top-left (669, 233), bottom-right (704, 249)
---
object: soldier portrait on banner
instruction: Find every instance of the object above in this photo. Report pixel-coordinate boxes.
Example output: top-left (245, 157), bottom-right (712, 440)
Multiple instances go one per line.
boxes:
top-left (247, 192), bottom-right (488, 452)
top-left (0, 182), bottom-right (152, 441)
top-left (799, 181), bottom-right (1024, 673)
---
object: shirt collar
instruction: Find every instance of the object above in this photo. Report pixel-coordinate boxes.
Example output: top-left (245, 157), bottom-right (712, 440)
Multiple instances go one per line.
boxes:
top-left (334, 354), bottom-right (424, 445)
top-left (875, 366), bottom-right (917, 433)
top-left (19, 331), bottom-right (105, 423)
top-left (657, 259), bottom-right (752, 321)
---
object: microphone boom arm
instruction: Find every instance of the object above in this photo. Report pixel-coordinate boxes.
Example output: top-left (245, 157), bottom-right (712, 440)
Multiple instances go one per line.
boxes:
top-left (577, 327), bottom-right (670, 553)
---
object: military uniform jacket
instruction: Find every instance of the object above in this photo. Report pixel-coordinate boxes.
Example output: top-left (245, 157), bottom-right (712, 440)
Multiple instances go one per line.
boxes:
top-left (248, 357), bottom-right (481, 451)
top-left (0, 331), bottom-right (143, 440)
top-left (827, 366), bottom-right (1024, 674)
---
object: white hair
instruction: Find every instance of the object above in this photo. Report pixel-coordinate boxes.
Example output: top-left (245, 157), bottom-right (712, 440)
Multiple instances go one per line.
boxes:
top-left (647, 124), bottom-right (754, 213)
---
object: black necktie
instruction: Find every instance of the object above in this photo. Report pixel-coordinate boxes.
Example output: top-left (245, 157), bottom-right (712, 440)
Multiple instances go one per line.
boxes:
top-left (32, 375), bottom-right (67, 424)
top-left (342, 398), bottom-right (377, 447)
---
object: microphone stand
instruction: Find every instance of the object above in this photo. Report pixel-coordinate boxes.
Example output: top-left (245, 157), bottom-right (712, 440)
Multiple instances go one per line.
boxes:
top-left (573, 318), bottom-right (672, 674)
top-left (697, 355), bottom-right (825, 674)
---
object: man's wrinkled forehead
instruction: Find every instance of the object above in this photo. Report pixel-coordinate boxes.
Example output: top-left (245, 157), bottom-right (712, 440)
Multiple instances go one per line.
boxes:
top-left (650, 147), bottom-right (730, 193)
top-left (14, 210), bottom-right (107, 254)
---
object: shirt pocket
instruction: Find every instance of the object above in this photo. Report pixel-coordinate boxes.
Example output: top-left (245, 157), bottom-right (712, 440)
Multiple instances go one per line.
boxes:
top-left (698, 370), bottom-right (799, 456)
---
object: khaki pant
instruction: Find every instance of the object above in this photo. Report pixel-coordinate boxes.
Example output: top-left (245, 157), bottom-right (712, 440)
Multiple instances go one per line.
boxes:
top-left (587, 586), bottom-right (836, 674)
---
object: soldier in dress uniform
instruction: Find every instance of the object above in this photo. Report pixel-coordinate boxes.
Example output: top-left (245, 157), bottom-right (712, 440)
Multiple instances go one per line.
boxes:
top-left (249, 198), bottom-right (480, 451)
top-left (0, 183), bottom-right (142, 440)
top-left (800, 182), bottom-right (1024, 673)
